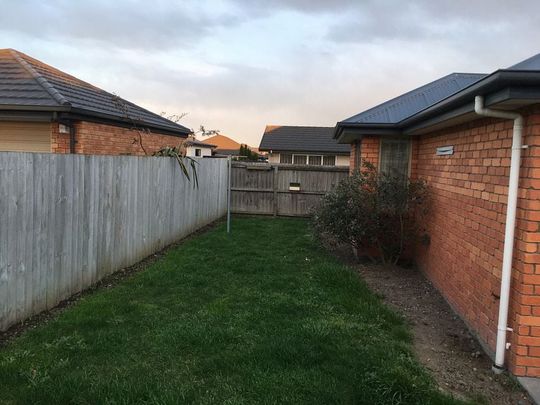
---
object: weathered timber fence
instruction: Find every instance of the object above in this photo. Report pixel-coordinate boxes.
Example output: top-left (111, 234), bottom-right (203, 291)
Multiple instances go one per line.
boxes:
top-left (231, 162), bottom-right (348, 217)
top-left (0, 153), bottom-right (228, 331)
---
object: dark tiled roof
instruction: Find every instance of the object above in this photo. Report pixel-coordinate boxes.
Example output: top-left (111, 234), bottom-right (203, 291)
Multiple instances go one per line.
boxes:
top-left (184, 138), bottom-right (216, 148)
top-left (341, 73), bottom-right (487, 125)
top-left (0, 49), bottom-right (190, 135)
top-left (259, 125), bottom-right (350, 154)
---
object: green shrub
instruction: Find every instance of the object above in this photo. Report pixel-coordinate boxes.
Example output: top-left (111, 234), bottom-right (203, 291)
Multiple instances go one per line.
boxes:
top-left (313, 161), bottom-right (429, 265)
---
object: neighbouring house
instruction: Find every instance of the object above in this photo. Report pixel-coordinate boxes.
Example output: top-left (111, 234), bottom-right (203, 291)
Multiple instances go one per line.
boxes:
top-left (334, 53), bottom-right (540, 382)
top-left (259, 125), bottom-right (350, 166)
top-left (184, 138), bottom-right (216, 158)
top-left (0, 49), bottom-right (190, 155)
top-left (205, 134), bottom-right (243, 157)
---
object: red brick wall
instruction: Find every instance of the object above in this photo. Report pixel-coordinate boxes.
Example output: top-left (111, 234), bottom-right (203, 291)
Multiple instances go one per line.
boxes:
top-left (351, 107), bottom-right (540, 377)
top-left (413, 111), bottom-right (540, 376)
top-left (51, 121), bottom-right (185, 156)
top-left (359, 136), bottom-right (379, 169)
top-left (51, 123), bottom-right (70, 153)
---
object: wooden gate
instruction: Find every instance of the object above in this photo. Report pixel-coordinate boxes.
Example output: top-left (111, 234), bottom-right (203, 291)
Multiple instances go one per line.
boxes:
top-left (231, 162), bottom-right (348, 217)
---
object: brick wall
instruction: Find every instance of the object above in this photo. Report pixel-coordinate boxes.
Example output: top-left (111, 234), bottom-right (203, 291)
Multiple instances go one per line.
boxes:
top-left (357, 136), bottom-right (379, 170)
top-left (51, 123), bottom-right (71, 153)
top-left (351, 106), bottom-right (540, 377)
top-left (51, 121), bottom-right (185, 156)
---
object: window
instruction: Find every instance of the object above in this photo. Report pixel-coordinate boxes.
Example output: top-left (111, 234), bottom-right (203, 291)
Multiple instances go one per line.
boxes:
top-left (323, 155), bottom-right (336, 166)
top-left (280, 153), bottom-right (292, 164)
top-left (354, 141), bottom-right (361, 170)
top-left (308, 155), bottom-right (322, 166)
top-left (293, 155), bottom-right (307, 165)
top-left (195, 148), bottom-right (201, 157)
top-left (380, 139), bottom-right (410, 179)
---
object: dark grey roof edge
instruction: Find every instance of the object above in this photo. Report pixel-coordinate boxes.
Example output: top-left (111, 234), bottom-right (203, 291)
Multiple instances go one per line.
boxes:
top-left (3, 49), bottom-right (190, 136)
top-left (184, 139), bottom-right (216, 148)
top-left (10, 49), bottom-right (71, 107)
top-left (340, 72), bottom-right (487, 125)
top-left (399, 69), bottom-right (540, 127)
top-left (106, 94), bottom-right (191, 133)
top-left (258, 147), bottom-right (350, 154)
top-left (335, 68), bottom-right (540, 140)
top-left (265, 125), bottom-right (336, 130)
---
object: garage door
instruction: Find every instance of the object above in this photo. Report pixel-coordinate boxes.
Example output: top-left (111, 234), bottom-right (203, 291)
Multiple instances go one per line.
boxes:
top-left (0, 121), bottom-right (51, 153)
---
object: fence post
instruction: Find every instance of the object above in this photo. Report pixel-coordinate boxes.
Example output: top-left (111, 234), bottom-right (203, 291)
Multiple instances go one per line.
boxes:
top-left (273, 165), bottom-right (278, 217)
top-left (227, 156), bottom-right (232, 233)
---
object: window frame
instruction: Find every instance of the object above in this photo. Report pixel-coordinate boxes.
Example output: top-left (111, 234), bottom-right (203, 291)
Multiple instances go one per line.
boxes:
top-left (378, 138), bottom-right (412, 178)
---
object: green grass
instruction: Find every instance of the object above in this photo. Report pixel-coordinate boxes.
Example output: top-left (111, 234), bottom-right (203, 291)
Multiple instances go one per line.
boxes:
top-left (0, 217), bottom-right (465, 404)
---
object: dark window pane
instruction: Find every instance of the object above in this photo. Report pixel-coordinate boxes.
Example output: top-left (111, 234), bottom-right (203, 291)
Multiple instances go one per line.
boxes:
top-left (323, 155), bottom-right (336, 166)
top-left (293, 155), bottom-right (307, 165)
top-left (308, 155), bottom-right (322, 165)
top-left (280, 154), bottom-right (292, 164)
top-left (380, 139), bottom-right (410, 179)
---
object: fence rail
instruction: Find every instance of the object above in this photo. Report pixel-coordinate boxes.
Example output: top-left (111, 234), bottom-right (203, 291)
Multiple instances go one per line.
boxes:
top-left (0, 153), bottom-right (228, 331)
top-left (231, 163), bottom-right (348, 217)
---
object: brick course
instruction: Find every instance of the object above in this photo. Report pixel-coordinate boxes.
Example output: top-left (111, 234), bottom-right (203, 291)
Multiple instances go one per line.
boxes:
top-left (350, 106), bottom-right (540, 377)
top-left (51, 121), bottom-right (185, 156)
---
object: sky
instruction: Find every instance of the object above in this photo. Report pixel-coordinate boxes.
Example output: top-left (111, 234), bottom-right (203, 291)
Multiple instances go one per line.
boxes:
top-left (1, 0), bottom-right (539, 146)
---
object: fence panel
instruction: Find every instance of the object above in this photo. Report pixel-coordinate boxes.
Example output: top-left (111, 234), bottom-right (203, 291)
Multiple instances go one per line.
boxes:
top-left (0, 153), bottom-right (228, 331)
top-left (231, 163), bottom-right (348, 217)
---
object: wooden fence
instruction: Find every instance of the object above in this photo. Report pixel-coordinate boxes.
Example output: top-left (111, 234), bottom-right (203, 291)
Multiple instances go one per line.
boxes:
top-left (0, 153), bottom-right (228, 331)
top-left (231, 162), bottom-right (348, 217)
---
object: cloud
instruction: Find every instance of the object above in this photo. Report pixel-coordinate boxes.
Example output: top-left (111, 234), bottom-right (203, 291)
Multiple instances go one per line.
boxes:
top-left (0, 0), bottom-right (244, 51)
top-left (1, 0), bottom-right (540, 147)
top-left (325, 0), bottom-right (540, 45)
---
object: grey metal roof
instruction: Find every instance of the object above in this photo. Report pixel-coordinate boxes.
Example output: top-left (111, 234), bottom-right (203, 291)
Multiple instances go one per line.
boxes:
top-left (341, 73), bottom-right (487, 125)
top-left (0, 49), bottom-right (190, 135)
top-left (259, 125), bottom-right (350, 154)
top-left (509, 53), bottom-right (540, 70)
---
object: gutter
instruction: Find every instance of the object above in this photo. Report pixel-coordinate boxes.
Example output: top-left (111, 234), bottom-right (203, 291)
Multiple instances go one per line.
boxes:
top-left (474, 95), bottom-right (525, 373)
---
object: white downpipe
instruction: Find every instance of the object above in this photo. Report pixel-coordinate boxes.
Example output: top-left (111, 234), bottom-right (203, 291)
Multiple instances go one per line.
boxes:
top-left (474, 96), bottom-right (524, 373)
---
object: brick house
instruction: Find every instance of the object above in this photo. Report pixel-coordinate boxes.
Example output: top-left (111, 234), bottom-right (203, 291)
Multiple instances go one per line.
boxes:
top-left (0, 49), bottom-right (190, 155)
top-left (334, 53), bottom-right (540, 382)
top-left (259, 125), bottom-right (350, 167)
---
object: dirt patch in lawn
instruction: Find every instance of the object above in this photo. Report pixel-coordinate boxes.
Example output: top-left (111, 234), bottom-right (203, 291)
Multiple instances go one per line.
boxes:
top-left (357, 263), bottom-right (531, 404)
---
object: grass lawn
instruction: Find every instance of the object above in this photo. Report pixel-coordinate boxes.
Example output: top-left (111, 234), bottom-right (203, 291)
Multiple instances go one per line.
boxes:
top-left (0, 217), bottom-right (465, 404)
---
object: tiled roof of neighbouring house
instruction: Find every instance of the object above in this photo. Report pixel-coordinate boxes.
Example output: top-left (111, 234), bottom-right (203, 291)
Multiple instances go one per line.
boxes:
top-left (340, 73), bottom-right (487, 125)
top-left (0, 48), bottom-right (190, 135)
top-left (259, 125), bottom-right (350, 153)
top-left (205, 134), bottom-right (244, 150)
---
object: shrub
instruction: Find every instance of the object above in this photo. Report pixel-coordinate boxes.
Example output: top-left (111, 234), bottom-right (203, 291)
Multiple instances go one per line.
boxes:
top-left (313, 161), bottom-right (429, 265)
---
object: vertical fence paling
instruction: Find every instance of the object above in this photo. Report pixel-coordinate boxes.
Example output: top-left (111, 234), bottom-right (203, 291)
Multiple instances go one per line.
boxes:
top-left (0, 153), bottom-right (228, 331)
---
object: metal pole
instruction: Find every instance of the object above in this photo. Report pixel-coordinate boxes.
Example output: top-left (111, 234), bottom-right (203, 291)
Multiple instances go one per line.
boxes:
top-left (227, 155), bottom-right (231, 233)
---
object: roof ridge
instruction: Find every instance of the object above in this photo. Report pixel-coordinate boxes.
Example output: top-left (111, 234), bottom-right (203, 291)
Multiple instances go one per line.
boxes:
top-left (9, 49), bottom-right (71, 107)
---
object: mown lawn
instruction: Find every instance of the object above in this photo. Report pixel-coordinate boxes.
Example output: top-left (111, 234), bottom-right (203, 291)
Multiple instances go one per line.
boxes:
top-left (0, 217), bottom-right (465, 404)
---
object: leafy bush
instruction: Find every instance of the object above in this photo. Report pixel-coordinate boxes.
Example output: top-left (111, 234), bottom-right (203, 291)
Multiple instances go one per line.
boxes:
top-left (313, 161), bottom-right (429, 265)
top-left (153, 146), bottom-right (199, 187)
